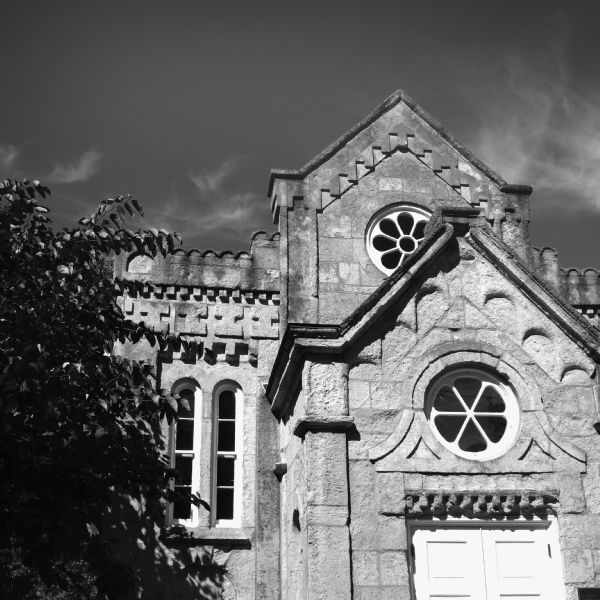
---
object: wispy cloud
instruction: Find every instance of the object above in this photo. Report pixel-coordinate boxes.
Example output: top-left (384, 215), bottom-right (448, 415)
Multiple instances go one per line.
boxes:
top-left (153, 190), bottom-right (262, 234)
top-left (147, 157), bottom-right (268, 249)
top-left (0, 143), bottom-right (19, 171)
top-left (47, 149), bottom-right (102, 184)
top-left (189, 157), bottom-right (242, 197)
top-left (469, 52), bottom-right (600, 210)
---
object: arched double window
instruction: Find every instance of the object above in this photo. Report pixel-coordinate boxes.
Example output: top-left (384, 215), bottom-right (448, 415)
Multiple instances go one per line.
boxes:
top-left (167, 379), bottom-right (244, 529)
top-left (213, 383), bottom-right (243, 527)
top-left (169, 379), bottom-right (202, 527)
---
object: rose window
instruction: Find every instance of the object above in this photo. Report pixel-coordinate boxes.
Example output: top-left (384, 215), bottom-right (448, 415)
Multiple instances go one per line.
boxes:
top-left (366, 206), bottom-right (430, 275)
top-left (426, 369), bottom-right (519, 461)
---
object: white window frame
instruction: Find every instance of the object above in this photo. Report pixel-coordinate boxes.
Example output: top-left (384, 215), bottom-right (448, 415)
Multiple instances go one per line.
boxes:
top-left (170, 379), bottom-right (202, 528)
top-left (212, 382), bottom-right (243, 528)
top-left (365, 204), bottom-right (430, 275)
top-left (426, 367), bottom-right (520, 461)
top-left (407, 518), bottom-right (566, 600)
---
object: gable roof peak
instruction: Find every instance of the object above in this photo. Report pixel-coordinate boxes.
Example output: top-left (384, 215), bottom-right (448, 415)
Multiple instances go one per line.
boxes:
top-left (268, 88), bottom-right (533, 201)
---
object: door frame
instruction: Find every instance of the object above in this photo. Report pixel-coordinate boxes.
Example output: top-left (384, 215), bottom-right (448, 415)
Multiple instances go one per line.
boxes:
top-left (406, 516), bottom-right (565, 600)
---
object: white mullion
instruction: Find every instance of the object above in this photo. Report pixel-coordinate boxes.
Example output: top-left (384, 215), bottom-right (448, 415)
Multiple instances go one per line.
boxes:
top-left (188, 386), bottom-right (202, 527)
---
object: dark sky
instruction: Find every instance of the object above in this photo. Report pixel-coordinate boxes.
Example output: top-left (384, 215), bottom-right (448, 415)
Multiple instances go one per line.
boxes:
top-left (2, 1), bottom-right (600, 268)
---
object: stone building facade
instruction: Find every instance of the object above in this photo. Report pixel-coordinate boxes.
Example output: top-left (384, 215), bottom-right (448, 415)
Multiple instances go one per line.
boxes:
top-left (116, 90), bottom-right (600, 599)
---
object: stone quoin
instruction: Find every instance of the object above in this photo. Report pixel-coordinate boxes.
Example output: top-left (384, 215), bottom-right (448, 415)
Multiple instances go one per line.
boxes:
top-left (115, 90), bottom-right (600, 599)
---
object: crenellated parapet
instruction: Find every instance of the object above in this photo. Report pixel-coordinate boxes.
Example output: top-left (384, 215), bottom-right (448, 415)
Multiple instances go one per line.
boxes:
top-left (531, 246), bottom-right (600, 328)
top-left (113, 231), bottom-right (281, 361)
top-left (114, 231), bottom-right (280, 290)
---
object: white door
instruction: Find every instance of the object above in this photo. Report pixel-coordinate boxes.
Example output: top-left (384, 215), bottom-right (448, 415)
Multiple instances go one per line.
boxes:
top-left (412, 528), bottom-right (487, 598)
top-left (412, 524), bottom-right (565, 600)
top-left (482, 527), bottom-right (554, 599)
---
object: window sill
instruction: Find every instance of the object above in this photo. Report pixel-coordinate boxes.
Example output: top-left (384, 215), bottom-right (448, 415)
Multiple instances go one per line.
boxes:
top-left (160, 526), bottom-right (252, 548)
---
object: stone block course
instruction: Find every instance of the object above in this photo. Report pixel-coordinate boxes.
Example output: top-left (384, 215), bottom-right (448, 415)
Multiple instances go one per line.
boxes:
top-left (338, 262), bottom-right (360, 285)
top-left (563, 548), bottom-right (595, 583)
top-left (379, 551), bottom-right (408, 586)
top-left (354, 586), bottom-right (411, 600)
top-left (304, 361), bottom-right (348, 417)
top-left (352, 551), bottom-right (379, 586)
top-left (319, 237), bottom-right (356, 263)
top-left (376, 515), bottom-right (407, 551)
top-left (369, 381), bottom-right (404, 409)
top-left (348, 379), bottom-right (370, 410)
top-left (305, 432), bottom-right (348, 507)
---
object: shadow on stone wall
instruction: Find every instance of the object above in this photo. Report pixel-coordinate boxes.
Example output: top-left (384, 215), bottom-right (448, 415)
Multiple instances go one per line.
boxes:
top-left (101, 494), bottom-right (234, 600)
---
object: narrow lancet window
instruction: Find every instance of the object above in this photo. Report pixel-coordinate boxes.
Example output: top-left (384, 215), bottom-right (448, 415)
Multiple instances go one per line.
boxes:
top-left (170, 382), bottom-right (201, 527)
top-left (214, 385), bottom-right (242, 526)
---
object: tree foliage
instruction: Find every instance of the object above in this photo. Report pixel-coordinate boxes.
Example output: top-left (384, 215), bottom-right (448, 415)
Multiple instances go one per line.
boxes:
top-left (0, 180), bottom-right (185, 598)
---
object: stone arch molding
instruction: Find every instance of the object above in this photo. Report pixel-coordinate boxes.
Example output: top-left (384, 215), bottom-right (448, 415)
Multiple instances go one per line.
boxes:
top-left (368, 345), bottom-right (586, 474)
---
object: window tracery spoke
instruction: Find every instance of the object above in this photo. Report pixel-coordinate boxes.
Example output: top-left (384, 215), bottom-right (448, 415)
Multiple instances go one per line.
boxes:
top-left (376, 232), bottom-right (397, 241)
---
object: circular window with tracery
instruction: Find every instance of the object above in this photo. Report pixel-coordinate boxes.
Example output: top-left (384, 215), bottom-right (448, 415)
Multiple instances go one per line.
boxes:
top-left (426, 368), bottom-right (520, 461)
top-left (366, 206), bottom-right (430, 275)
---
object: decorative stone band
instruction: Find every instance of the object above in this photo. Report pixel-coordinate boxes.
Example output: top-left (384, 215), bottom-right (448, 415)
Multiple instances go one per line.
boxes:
top-left (159, 336), bottom-right (260, 365)
top-left (115, 280), bottom-right (280, 306)
top-left (388, 493), bottom-right (558, 519)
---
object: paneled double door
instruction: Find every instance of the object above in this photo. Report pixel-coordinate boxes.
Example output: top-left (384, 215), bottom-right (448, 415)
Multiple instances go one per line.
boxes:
top-left (410, 522), bottom-right (565, 600)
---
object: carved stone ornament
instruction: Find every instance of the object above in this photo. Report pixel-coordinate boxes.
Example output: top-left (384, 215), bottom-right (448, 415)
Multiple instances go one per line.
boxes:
top-left (369, 407), bottom-right (585, 474)
top-left (368, 345), bottom-right (587, 474)
top-left (389, 493), bottom-right (557, 519)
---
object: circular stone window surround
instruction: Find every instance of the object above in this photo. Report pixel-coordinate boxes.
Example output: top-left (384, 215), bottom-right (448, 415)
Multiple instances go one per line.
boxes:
top-left (365, 204), bottom-right (431, 275)
top-left (409, 346), bottom-right (540, 415)
top-left (426, 367), bottom-right (520, 461)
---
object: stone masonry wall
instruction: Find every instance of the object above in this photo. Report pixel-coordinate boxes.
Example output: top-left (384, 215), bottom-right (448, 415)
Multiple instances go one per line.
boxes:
top-left (279, 401), bottom-right (309, 600)
top-left (317, 151), bottom-right (466, 323)
top-left (346, 237), bottom-right (600, 599)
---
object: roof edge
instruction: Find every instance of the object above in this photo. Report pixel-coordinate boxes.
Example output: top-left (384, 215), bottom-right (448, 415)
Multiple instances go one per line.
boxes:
top-left (469, 227), bottom-right (600, 358)
top-left (267, 89), bottom-right (534, 197)
top-left (268, 89), bottom-right (405, 196)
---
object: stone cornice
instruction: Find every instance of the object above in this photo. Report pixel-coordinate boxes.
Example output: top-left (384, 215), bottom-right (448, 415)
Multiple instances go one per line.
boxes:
top-left (293, 415), bottom-right (355, 438)
top-left (115, 280), bottom-right (280, 306)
